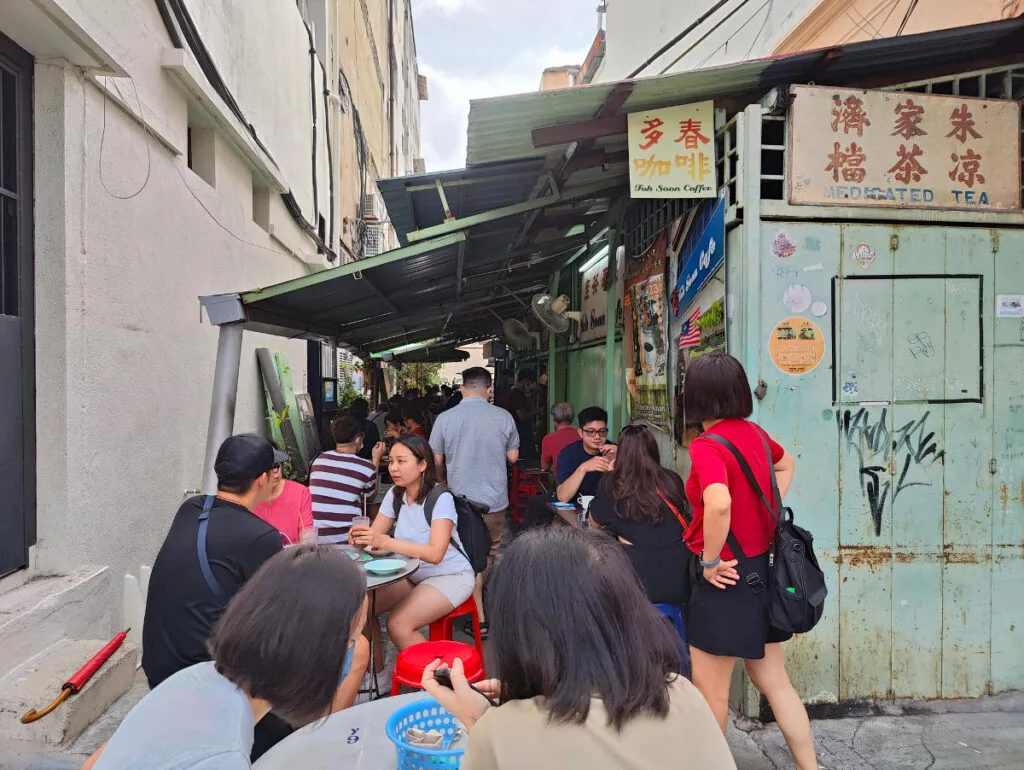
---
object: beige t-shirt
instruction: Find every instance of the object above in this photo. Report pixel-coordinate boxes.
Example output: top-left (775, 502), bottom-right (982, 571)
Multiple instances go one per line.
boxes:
top-left (461, 676), bottom-right (736, 770)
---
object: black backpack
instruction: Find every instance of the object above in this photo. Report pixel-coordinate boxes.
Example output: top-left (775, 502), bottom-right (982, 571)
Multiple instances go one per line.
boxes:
top-left (392, 485), bottom-right (491, 574)
top-left (704, 433), bottom-right (827, 635)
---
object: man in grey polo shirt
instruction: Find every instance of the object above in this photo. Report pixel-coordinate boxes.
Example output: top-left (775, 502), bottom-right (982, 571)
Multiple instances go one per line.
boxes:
top-left (431, 366), bottom-right (519, 633)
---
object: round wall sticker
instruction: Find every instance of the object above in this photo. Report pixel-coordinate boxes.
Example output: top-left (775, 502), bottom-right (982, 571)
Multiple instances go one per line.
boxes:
top-left (769, 317), bottom-right (825, 375)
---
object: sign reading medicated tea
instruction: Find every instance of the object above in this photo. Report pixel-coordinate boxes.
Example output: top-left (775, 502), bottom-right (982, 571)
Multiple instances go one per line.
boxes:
top-left (628, 101), bottom-right (717, 199)
top-left (788, 85), bottom-right (1020, 211)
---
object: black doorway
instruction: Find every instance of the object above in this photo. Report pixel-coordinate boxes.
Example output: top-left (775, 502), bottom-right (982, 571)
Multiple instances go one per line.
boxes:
top-left (0, 31), bottom-right (34, 577)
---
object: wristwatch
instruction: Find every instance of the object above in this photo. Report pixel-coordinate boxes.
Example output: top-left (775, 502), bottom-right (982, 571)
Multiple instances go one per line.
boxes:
top-left (699, 555), bottom-right (721, 569)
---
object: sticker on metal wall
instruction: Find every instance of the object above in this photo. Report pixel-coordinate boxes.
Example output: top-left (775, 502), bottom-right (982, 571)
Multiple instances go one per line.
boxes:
top-left (850, 242), bottom-right (876, 270)
top-left (996, 294), bottom-right (1024, 318)
top-left (772, 230), bottom-right (796, 259)
top-left (783, 284), bottom-right (813, 313)
top-left (768, 317), bottom-right (825, 375)
top-left (810, 301), bottom-right (828, 317)
top-left (842, 381), bottom-right (859, 399)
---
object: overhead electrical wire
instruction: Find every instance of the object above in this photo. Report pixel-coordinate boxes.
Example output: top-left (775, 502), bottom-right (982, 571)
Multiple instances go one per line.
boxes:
top-left (896, 0), bottom-right (920, 36)
top-left (692, 0), bottom-right (770, 71)
top-left (628, 0), bottom-right (737, 78)
top-left (658, 0), bottom-right (762, 75)
top-left (743, 0), bottom-right (775, 61)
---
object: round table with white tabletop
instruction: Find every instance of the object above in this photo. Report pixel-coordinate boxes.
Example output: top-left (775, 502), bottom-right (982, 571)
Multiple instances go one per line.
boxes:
top-left (254, 692), bottom-right (430, 770)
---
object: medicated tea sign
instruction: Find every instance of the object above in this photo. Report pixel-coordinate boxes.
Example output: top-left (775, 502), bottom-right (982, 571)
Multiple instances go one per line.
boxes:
top-left (628, 101), bottom-right (717, 199)
top-left (788, 85), bottom-right (1020, 211)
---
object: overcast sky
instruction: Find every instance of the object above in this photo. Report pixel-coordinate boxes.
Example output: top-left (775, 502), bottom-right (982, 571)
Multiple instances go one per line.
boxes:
top-left (413, 0), bottom-right (599, 171)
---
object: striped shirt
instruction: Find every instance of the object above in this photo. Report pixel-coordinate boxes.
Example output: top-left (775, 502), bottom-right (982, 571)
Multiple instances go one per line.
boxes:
top-left (309, 451), bottom-right (377, 544)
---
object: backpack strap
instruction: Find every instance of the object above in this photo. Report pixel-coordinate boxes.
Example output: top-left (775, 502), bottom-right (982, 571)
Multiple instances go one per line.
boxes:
top-left (197, 496), bottom-right (230, 606)
top-left (422, 484), bottom-right (472, 565)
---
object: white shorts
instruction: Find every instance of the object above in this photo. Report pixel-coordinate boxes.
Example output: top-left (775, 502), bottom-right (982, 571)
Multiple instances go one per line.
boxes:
top-left (410, 570), bottom-right (475, 607)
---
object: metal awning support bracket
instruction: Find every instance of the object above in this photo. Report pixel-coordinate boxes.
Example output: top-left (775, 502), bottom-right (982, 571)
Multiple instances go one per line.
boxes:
top-left (435, 178), bottom-right (455, 222)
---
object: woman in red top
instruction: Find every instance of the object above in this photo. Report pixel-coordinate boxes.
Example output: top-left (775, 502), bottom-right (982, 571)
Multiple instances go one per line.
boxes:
top-left (683, 353), bottom-right (816, 769)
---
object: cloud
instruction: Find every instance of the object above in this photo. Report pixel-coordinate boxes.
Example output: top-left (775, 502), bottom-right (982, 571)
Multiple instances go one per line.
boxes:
top-left (416, 0), bottom-right (479, 13)
top-left (420, 45), bottom-right (589, 171)
top-left (413, 0), bottom-right (597, 172)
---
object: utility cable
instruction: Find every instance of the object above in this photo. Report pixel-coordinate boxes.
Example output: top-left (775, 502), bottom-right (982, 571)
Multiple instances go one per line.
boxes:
top-left (691, 0), bottom-right (770, 71)
top-left (896, 0), bottom-right (920, 36)
top-left (743, 0), bottom-right (775, 60)
top-left (629, 0), bottom-right (736, 78)
top-left (99, 76), bottom-right (153, 200)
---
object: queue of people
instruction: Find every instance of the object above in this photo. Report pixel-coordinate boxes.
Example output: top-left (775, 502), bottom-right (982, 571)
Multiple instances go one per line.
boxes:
top-left (97, 353), bottom-right (815, 769)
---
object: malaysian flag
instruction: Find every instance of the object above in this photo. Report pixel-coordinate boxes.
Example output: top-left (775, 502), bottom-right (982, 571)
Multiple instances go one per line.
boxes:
top-left (678, 307), bottom-right (701, 348)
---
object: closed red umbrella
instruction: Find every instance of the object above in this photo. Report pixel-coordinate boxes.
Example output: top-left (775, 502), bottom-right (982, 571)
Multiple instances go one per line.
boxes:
top-left (21, 629), bottom-right (130, 724)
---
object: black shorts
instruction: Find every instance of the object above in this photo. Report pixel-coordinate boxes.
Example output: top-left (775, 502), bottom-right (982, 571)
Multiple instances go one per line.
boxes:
top-left (687, 551), bottom-right (792, 660)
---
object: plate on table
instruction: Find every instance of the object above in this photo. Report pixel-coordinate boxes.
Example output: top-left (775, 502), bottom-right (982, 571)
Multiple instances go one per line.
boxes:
top-left (364, 546), bottom-right (394, 558)
top-left (364, 559), bottom-right (406, 575)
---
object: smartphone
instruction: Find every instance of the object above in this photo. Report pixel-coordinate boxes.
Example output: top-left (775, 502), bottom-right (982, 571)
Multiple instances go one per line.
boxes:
top-left (433, 668), bottom-right (454, 689)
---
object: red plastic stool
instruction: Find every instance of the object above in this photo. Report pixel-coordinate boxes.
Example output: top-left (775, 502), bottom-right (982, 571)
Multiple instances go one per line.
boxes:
top-left (428, 596), bottom-right (486, 661)
top-left (390, 640), bottom-right (485, 696)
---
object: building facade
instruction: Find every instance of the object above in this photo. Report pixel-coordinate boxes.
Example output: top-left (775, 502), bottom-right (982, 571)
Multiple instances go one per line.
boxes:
top-left (0, 0), bottom-right (421, 691)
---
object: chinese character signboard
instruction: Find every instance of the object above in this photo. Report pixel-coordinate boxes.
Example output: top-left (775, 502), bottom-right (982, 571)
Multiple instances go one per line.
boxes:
top-left (628, 102), bottom-right (717, 199)
top-left (624, 234), bottom-right (670, 431)
top-left (579, 249), bottom-right (625, 344)
top-left (789, 85), bottom-right (1020, 211)
top-left (672, 196), bottom-right (726, 318)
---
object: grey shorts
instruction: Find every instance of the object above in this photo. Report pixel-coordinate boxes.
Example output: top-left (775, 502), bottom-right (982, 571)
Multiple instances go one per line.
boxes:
top-left (410, 570), bottom-right (475, 607)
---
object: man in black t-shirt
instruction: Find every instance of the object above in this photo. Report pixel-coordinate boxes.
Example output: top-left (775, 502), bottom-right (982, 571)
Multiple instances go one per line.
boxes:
top-left (508, 368), bottom-right (538, 460)
top-left (555, 406), bottom-right (617, 503)
top-left (142, 433), bottom-right (287, 688)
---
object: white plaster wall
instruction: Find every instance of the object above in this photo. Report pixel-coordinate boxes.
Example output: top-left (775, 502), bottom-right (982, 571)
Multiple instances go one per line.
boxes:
top-left (24, 0), bottom-right (331, 623)
top-left (393, 0), bottom-right (422, 176)
top-left (33, 64), bottom-right (309, 601)
top-left (601, 0), bottom-right (819, 81)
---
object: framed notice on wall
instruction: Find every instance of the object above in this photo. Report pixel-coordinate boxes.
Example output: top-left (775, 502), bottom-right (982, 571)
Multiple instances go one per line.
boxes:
top-left (788, 85), bottom-right (1021, 211)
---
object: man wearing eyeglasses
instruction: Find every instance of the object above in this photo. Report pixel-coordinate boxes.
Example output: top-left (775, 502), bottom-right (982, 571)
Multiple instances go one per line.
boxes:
top-left (555, 406), bottom-right (618, 503)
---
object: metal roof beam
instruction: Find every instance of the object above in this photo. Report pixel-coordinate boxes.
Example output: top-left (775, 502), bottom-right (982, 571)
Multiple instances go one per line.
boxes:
top-left (404, 179), bottom-right (623, 244)
top-left (532, 115), bottom-right (627, 149)
top-left (241, 231), bottom-right (466, 304)
top-left (402, 169), bottom-right (541, 192)
top-left (455, 240), bottom-right (466, 301)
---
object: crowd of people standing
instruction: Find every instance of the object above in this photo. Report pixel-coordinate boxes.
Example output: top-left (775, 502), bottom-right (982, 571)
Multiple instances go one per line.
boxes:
top-left (86, 353), bottom-right (816, 769)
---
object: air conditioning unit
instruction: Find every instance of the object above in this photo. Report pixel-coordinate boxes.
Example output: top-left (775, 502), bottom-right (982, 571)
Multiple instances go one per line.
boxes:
top-left (361, 193), bottom-right (380, 221)
top-left (417, 74), bottom-right (429, 101)
top-left (413, 157), bottom-right (426, 174)
top-left (363, 223), bottom-right (385, 257)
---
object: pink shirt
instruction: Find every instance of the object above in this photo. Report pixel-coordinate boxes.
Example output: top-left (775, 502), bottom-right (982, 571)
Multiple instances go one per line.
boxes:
top-left (253, 480), bottom-right (313, 545)
top-left (541, 425), bottom-right (579, 475)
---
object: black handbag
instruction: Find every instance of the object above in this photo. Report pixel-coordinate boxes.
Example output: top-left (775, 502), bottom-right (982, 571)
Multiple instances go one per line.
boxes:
top-left (704, 433), bottom-right (828, 635)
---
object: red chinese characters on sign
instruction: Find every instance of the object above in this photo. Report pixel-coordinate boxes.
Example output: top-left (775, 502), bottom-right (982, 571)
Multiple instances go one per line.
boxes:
top-left (602, 266), bottom-right (610, 291)
top-left (633, 155), bottom-right (672, 178)
top-left (674, 119), bottom-right (710, 149)
top-left (949, 149), bottom-right (985, 188)
top-left (831, 94), bottom-right (872, 136)
top-left (891, 99), bottom-right (927, 141)
top-left (638, 118), bottom-right (665, 150)
top-left (888, 143), bottom-right (928, 185)
top-left (946, 104), bottom-right (982, 143)
top-left (825, 141), bottom-right (867, 183)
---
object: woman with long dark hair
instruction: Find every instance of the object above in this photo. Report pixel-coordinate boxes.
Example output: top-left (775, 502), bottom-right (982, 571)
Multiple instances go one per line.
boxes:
top-left (83, 546), bottom-right (367, 769)
top-left (590, 423), bottom-right (692, 606)
top-left (421, 527), bottom-right (735, 768)
top-left (351, 434), bottom-right (474, 649)
top-left (682, 352), bottom-right (815, 769)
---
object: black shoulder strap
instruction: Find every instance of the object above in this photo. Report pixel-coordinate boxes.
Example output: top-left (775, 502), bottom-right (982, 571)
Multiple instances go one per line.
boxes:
top-left (701, 433), bottom-right (781, 562)
top-left (423, 485), bottom-right (472, 564)
top-left (197, 496), bottom-right (230, 606)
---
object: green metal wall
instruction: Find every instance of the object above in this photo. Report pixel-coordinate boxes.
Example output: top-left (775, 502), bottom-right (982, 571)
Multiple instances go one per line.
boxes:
top-left (739, 221), bottom-right (1024, 705)
top-left (563, 341), bottom-right (627, 438)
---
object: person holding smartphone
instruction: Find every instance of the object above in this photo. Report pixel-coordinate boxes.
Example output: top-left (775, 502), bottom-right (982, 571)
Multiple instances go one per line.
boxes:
top-left (420, 527), bottom-right (735, 769)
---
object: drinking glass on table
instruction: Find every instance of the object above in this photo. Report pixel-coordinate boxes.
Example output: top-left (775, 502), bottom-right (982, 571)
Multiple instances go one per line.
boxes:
top-left (351, 516), bottom-right (372, 550)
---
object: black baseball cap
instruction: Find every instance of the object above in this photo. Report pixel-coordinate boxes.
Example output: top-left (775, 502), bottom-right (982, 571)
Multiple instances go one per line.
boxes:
top-left (214, 434), bottom-right (290, 485)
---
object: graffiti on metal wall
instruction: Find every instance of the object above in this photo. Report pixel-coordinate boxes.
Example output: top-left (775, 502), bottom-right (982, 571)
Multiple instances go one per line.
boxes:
top-left (837, 408), bottom-right (946, 535)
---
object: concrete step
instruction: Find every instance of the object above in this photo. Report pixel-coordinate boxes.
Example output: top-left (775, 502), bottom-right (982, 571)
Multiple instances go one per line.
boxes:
top-left (0, 638), bottom-right (139, 749)
top-left (0, 568), bottom-right (114, 682)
